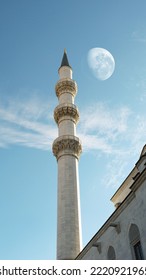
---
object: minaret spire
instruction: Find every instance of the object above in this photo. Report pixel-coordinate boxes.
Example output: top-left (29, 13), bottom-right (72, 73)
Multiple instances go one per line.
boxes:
top-left (52, 50), bottom-right (82, 260)
top-left (59, 48), bottom-right (72, 69)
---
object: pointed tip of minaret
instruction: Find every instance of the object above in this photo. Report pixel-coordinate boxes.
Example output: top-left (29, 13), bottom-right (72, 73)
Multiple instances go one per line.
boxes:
top-left (60, 49), bottom-right (72, 69)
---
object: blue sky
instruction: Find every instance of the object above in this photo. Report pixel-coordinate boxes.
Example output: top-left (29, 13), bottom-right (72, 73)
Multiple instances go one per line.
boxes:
top-left (0, 0), bottom-right (146, 259)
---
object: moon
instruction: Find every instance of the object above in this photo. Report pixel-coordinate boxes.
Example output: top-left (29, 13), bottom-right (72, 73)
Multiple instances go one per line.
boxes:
top-left (87, 48), bottom-right (115, 80)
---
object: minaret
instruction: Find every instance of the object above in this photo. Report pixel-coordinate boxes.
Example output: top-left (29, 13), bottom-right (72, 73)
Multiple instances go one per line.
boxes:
top-left (52, 50), bottom-right (82, 260)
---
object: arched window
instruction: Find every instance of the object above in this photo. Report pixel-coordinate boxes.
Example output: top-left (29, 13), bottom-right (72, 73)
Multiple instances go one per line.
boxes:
top-left (107, 246), bottom-right (116, 260)
top-left (129, 224), bottom-right (144, 260)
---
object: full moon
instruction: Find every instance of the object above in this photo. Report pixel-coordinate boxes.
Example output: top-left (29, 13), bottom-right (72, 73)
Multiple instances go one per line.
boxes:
top-left (87, 48), bottom-right (115, 80)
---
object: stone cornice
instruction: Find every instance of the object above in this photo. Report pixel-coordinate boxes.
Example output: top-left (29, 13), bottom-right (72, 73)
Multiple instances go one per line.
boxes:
top-left (130, 167), bottom-right (146, 192)
top-left (52, 135), bottom-right (82, 160)
top-left (55, 78), bottom-right (77, 98)
top-left (54, 103), bottom-right (79, 124)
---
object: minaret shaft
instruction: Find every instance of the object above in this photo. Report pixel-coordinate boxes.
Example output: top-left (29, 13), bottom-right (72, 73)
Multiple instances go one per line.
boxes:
top-left (52, 52), bottom-right (82, 260)
top-left (58, 118), bottom-right (76, 136)
top-left (57, 155), bottom-right (81, 260)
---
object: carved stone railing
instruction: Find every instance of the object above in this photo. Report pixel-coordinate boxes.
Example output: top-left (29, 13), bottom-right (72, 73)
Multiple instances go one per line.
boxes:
top-left (54, 103), bottom-right (79, 124)
top-left (52, 135), bottom-right (82, 160)
top-left (55, 78), bottom-right (77, 98)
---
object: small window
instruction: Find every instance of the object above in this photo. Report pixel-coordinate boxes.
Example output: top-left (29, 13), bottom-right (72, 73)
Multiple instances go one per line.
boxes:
top-left (133, 241), bottom-right (144, 260)
top-left (107, 246), bottom-right (116, 260)
top-left (129, 224), bottom-right (144, 260)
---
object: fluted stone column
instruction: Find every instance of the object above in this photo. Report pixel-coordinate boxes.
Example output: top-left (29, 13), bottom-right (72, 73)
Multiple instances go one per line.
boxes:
top-left (52, 50), bottom-right (82, 260)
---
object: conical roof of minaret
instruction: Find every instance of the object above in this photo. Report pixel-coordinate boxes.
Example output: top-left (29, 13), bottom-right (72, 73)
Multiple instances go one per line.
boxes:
top-left (59, 49), bottom-right (72, 69)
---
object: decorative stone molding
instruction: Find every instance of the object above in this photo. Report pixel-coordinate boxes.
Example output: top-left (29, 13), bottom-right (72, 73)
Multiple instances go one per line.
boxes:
top-left (109, 222), bottom-right (121, 234)
top-left (55, 78), bottom-right (77, 98)
top-left (52, 135), bottom-right (82, 160)
top-left (54, 103), bottom-right (79, 124)
top-left (92, 242), bottom-right (102, 254)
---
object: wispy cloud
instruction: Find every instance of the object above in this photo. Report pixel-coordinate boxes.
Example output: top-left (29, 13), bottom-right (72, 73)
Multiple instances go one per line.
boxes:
top-left (0, 96), bottom-right (57, 150)
top-left (78, 102), bottom-right (146, 189)
top-left (0, 96), bottom-right (146, 189)
top-left (1, 97), bottom-right (145, 155)
top-left (78, 102), bottom-right (132, 152)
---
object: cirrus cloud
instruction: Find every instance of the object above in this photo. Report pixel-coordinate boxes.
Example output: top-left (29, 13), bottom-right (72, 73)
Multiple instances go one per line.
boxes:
top-left (0, 95), bottom-right (146, 189)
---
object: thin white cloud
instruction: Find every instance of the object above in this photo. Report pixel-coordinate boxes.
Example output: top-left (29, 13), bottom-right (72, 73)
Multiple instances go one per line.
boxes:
top-left (0, 95), bottom-right (146, 189)
top-left (1, 97), bottom-right (145, 155)
top-left (78, 133), bottom-right (112, 153)
top-left (80, 103), bottom-right (131, 133)
top-left (78, 102), bottom-right (146, 189)
top-left (0, 96), bottom-right (57, 150)
top-left (78, 102), bottom-right (132, 152)
top-left (102, 157), bottom-right (128, 189)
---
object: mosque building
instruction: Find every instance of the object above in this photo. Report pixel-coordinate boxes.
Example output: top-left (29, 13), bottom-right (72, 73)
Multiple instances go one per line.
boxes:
top-left (52, 50), bottom-right (146, 260)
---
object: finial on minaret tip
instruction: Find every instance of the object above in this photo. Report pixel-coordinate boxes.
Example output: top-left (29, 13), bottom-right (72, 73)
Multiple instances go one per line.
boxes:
top-left (60, 49), bottom-right (72, 69)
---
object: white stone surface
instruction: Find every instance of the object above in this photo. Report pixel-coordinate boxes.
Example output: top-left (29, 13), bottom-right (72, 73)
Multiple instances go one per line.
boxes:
top-left (59, 66), bottom-right (72, 79)
top-left (57, 155), bottom-right (82, 259)
top-left (59, 119), bottom-right (76, 136)
top-left (59, 92), bottom-right (74, 104)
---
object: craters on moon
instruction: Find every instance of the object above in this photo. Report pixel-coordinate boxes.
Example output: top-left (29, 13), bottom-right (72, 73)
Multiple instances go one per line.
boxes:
top-left (87, 48), bottom-right (115, 80)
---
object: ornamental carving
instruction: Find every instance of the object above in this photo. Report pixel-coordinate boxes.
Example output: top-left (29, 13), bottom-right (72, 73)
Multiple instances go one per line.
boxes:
top-left (55, 79), bottom-right (77, 98)
top-left (52, 136), bottom-right (82, 160)
top-left (54, 104), bottom-right (79, 124)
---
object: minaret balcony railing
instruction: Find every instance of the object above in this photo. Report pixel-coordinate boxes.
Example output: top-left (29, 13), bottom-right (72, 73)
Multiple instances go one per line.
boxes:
top-left (55, 78), bottom-right (77, 98)
top-left (52, 135), bottom-right (82, 160)
top-left (54, 103), bottom-right (79, 124)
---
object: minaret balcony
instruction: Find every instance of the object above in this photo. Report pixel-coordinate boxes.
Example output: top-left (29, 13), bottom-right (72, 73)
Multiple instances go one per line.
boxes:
top-left (52, 135), bottom-right (82, 160)
top-left (54, 103), bottom-right (79, 124)
top-left (55, 78), bottom-right (77, 98)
